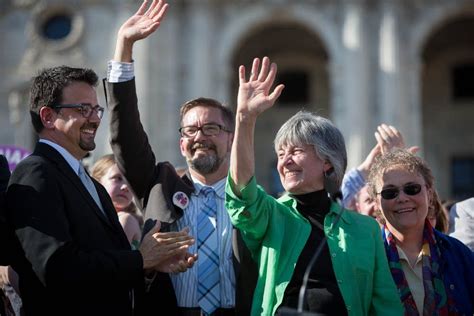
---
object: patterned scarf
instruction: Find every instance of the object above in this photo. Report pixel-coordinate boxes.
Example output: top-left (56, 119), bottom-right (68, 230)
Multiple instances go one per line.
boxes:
top-left (382, 220), bottom-right (457, 316)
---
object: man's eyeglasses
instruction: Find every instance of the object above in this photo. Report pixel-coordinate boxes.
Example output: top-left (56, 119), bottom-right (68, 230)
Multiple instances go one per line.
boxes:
top-left (53, 103), bottom-right (104, 119)
top-left (179, 123), bottom-right (231, 138)
top-left (377, 183), bottom-right (423, 200)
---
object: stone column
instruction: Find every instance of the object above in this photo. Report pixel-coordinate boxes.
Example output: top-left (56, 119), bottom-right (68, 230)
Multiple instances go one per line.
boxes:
top-left (185, 0), bottom-right (213, 99)
top-left (336, 1), bottom-right (372, 168)
top-left (146, 5), bottom-right (182, 164)
top-left (378, 1), bottom-right (421, 148)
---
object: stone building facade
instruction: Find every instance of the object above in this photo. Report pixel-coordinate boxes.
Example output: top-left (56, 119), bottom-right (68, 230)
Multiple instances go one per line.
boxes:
top-left (1, 0), bottom-right (474, 199)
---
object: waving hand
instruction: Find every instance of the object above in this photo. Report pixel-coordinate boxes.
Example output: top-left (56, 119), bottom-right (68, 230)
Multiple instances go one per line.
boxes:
top-left (114, 0), bottom-right (169, 62)
top-left (237, 57), bottom-right (285, 118)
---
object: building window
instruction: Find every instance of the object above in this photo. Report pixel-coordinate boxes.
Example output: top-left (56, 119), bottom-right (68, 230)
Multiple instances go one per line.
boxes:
top-left (276, 71), bottom-right (309, 105)
top-left (452, 64), bottom-right (474, 100)
top-left (42, 14), bottom-right (72, 40)
top-left (451, 157), bottom-right (474, 199)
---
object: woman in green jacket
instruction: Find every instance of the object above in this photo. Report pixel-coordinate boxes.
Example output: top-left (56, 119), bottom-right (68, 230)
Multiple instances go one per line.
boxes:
top-left (225, 56), bottom-right (403, 316)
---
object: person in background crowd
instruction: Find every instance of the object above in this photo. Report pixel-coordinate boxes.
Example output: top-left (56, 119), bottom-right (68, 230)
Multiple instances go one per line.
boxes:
top-left (5, 65), bottom-right (196, 316)
top-left (92, 154), bottom-right (143, 249)
top-left (225, 56), bottom-right (403, 315)
top-left (104, 1), bottom-right (257, 314)
top-left (427, 189), bottom-right (449, 233)
top-left (342, 124), bottom-right (419, 209)
top-left (353, 184), bottom-right (382, 224)
top-left (368, 149), bottom-right (473, 315)
top-left (448, 197), bottom-right (474, 251)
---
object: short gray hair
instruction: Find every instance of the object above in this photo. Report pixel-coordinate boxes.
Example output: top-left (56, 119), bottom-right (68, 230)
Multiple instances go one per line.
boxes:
top-left (274, 111), bottom-right (347, 188)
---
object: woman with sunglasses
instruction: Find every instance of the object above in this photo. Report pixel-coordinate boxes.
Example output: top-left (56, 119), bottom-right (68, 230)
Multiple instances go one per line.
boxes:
top-left (368, 149), bottom-right (474, 315)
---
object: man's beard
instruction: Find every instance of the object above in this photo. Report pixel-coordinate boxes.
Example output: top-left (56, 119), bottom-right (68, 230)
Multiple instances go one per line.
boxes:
top-left (79, 123), bottom-right (98, 152)
top-left (189, 153), bottom-right (223, 175)
top-left (79, 139), bottom-right (96, 152)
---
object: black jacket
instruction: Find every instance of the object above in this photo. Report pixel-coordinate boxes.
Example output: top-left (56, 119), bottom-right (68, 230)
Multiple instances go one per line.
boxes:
top-left (6, 143), bottom-right (144, 316)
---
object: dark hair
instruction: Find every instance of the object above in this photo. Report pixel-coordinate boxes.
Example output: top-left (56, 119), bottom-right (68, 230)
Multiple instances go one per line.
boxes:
top-left (29, 66), bottom-right (99, 133)
top-left (179, 97), bottom-right (235, 132)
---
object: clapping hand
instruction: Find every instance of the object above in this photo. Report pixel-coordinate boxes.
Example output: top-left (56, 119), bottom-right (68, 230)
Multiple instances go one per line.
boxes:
top-left (139, 222), bottom-right (196, 272)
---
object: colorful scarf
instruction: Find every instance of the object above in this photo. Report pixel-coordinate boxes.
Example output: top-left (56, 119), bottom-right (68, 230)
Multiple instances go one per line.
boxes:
top-left (382, 220), bottom-right (458, 316)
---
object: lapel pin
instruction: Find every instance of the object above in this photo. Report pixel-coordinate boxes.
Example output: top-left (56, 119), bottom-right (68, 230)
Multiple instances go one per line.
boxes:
top-left (173, 191), bottom-right (189, 209)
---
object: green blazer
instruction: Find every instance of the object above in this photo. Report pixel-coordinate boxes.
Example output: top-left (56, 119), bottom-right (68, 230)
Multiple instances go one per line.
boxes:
top-left (225, 176), bottom-right (403, 316)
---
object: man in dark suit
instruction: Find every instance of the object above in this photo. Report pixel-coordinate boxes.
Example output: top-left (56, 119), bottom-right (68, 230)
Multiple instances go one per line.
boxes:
top-left (105, 1), bottom-right (257, 315)
top-left (0, 155), bottom-right (11, 264)
top-left (0, 154), bottom-right (15, 315)
top-left (5, 65), bottom-right (196, 316)
top-left (0, 155), bottom-right (9, 193)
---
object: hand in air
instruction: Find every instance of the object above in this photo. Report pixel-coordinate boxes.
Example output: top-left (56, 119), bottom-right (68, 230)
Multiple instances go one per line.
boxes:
top-left (237, 57), bottom-right (285, 118)
top-left (118, 0), bottom-right (168, 44)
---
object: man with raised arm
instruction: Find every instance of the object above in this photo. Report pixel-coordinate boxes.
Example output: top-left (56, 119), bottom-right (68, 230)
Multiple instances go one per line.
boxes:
top-left (104, 1), bottom-right (256, 315)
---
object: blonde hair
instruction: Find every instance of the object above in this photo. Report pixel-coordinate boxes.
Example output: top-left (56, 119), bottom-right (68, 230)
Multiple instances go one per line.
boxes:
top-left (428, 189), bottom-right (449, 233)
top-left (91, 154), bottom-right (115, 182)
top-left (91, 154), bottom-right (143, 226)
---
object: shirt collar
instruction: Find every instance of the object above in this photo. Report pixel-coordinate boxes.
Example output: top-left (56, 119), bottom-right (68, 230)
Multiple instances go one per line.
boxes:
top-left (39, 139), bottom-right (81, 175)
top-left (191, 176), bottom-right (226, 199)
top-left (396, 245), bottom-right (424, 267)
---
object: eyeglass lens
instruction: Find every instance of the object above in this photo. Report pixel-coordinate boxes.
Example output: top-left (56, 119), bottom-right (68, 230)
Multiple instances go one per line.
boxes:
top-left (380, 183), bottom-right (422, 200)
top-left (55, 104), bottom-right (104, 119)
top-left (180, 124), bottom-right (222, 137)
top-left (79, 105), bottom-right (104, 118)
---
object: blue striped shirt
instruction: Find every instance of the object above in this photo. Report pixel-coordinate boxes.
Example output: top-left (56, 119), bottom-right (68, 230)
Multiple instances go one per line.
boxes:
top-left (341, 168), bottom-right (366, 207)
top-left (107, 61), bottom-right (236, 307)
top-left (170, 177), bottom-right (235, 308)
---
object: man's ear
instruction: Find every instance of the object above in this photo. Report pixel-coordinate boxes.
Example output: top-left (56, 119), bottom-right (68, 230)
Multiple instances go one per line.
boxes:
top-left (179, 137), bottom-right (186, 157)
top-left (39, 106), bottom-right (56, 129)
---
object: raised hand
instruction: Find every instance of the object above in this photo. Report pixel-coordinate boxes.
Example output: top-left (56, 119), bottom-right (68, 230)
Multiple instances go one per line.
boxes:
top-left (114, 0), bottom-right (168, 62)
top-left (357, 143), bottom-right (382, 179)
top-left (375, 124), bottom-right (419, 155)
top-left (237, 57), bottom-right (285, 118)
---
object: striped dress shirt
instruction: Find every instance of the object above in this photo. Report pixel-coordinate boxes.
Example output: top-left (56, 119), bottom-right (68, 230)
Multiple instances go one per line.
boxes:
top-left (107, 61), bottom-right (236, 308)
top-left (170, 177), bottom-right (235, 308)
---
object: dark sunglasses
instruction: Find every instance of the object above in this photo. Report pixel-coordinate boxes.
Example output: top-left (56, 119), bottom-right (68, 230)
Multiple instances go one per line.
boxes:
top-left (377, 183), bottom-right (423, 200)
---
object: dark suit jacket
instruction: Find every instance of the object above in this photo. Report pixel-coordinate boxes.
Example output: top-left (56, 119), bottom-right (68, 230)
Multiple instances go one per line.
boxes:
top-left (5, 143), bottom-right (144, 316)
top-left (0, 154), bottom-right (9, 193)
top-left (105, 78), bottom-right (257, 316)
top-left (0, 154), bottom-right (17, 266)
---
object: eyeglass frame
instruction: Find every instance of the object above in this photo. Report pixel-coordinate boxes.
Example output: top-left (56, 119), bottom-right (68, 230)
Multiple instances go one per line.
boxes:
top-left (53, 103), bottom-right (105, 119)
top-left (179, 123), bottom-right (232, 138)
top-left (377, 183), bottom-right (424, 200)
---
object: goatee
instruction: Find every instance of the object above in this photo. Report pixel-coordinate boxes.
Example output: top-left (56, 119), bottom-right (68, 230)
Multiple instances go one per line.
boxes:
top-left (189, 154), bottom-right (222, 175)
